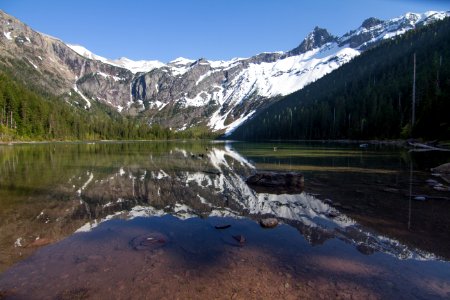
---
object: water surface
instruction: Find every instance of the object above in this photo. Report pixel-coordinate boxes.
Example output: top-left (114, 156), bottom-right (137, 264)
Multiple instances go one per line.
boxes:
top-left (0, 141), bottom-right (449, 299)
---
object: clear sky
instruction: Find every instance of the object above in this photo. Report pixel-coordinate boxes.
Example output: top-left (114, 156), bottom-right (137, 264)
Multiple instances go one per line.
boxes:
top-left (2, 0), bottom-right (450, 62)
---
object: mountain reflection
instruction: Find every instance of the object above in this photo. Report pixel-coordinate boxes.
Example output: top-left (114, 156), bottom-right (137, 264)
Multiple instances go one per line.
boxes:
top-left (70, 145), bottom-right (437, 261)
top-left (0, 142), bottom-right (442, 273)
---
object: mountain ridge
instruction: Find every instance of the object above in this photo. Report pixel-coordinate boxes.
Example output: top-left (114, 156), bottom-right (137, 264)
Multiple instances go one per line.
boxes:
top-left (0, 10), bottom-right (448, 134)
top-left (229, 16), bottom-right (450, 140)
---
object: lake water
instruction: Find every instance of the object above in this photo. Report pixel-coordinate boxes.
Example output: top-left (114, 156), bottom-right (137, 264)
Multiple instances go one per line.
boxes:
top-left (0, 141), bottom-right (449, 299)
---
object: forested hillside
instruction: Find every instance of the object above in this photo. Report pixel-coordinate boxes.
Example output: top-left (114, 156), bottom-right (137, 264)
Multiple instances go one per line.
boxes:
top-left (0, 70), bottom-right (214, 141)
top-left (230, 17), bottom-right (450, 141)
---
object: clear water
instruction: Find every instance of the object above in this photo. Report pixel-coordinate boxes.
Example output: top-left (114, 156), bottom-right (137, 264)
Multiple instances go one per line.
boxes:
top-left (0, 141), bottom-right (449, 299)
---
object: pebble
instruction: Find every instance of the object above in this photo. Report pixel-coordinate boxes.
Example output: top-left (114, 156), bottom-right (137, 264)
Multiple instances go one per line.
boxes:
top-left (232, 235), bottom-right (246, 244)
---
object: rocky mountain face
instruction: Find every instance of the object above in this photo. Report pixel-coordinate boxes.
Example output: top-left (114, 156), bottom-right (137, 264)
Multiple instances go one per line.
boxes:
top-left (0, 10), bottom-right (448, 133)
top-left (0, 11), bottom-right (135, 110)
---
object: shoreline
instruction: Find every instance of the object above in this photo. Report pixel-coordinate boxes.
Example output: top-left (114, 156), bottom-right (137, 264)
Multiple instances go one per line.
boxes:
top-left (0, 138), bottom-right (217, 145)
top-left (2, 139), bottom-right (449, 152)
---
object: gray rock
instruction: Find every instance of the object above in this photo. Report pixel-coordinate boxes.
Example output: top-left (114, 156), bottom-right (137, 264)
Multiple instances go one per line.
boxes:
top-left (288, 27), bottom-right (337, 56)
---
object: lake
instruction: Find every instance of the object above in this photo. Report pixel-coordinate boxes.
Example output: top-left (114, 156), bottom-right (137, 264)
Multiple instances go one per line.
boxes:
top-left (0, 141), bottom-right (449, 299)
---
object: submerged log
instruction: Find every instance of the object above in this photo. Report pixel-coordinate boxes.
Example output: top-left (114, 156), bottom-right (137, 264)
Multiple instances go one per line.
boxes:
top-left (246, 172), bottom-right (304, 194)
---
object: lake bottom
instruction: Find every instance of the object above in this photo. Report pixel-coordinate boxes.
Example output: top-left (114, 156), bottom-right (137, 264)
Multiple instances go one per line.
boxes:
top-left (1, 216), bottom-right (449, 300)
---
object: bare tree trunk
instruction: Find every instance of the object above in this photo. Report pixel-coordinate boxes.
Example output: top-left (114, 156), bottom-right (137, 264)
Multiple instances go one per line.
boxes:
top-left (411, 53), bottom-right (416, 135)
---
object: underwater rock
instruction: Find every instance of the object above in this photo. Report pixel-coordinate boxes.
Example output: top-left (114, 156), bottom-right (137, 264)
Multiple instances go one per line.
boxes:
top-left (130, 232), bottom-right (168, 251)
top-left (246, 172), bottom-right (304, 194)
top-left (232, 235), bottom-right (246, 245)
top-left (214, 224), bottom-right (231, 229)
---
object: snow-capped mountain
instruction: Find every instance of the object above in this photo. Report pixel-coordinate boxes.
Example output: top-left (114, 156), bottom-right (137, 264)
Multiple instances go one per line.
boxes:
top-left (67, 44), bottom-right (165, 74)
top-left (0, 10), bottom-right (448, 133)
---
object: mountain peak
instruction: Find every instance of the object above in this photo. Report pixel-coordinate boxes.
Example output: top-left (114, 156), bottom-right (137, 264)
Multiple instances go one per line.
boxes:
top-left (289, 27), bottom-right (336, 56)
top-left (361, 17), bottom-right (383, 29)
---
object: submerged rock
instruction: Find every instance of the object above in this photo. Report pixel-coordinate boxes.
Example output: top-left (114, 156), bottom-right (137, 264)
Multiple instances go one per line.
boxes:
top-left (246, 172), bottom-right (304, 194)
top-left (260, 218), bottom-right (279, 228)
top-left (130, 232), bottom-right (168, 251)
top-left (214, 224), bottom-right (231, 230)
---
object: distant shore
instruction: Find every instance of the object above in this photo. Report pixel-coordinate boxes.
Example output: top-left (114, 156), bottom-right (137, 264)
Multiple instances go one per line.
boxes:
top-left (1, 139), bottom-right (449, 150)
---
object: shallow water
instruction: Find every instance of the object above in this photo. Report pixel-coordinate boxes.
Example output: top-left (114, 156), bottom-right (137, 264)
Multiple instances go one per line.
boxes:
top-left (0, 141), bottom-right (449, 299)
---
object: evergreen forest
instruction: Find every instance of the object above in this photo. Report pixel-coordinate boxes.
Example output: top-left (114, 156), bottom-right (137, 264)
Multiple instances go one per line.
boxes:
top-left (0, 71), bottom-right (215, 141)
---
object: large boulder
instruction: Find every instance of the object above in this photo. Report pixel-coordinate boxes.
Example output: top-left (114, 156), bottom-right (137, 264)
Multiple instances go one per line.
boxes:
top-left (246, 172), bottom-right (304, 194)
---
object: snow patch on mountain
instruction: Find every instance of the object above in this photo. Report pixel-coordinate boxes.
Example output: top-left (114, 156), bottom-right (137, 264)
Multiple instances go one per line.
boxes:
top-left (110, 57), bottom-right (165, 74)
top-left (68, 44), bottom-right (165, 74)
top-left (73, 84), bottom-right (91, 109)
top-left (68, 44), bottom-right (109, 63)
top-left (96, 71), bottom-right (125, 82)
top-left (3, 31), bottom-right (12, 40)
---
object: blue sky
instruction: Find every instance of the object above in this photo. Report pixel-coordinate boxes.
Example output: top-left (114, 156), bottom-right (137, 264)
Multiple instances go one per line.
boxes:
top-left (2, 0), bottom-right (450, 62)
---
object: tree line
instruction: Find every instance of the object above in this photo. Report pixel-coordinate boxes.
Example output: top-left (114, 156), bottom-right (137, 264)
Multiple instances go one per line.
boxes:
top-left (0, 72), bottom-right (216, 141)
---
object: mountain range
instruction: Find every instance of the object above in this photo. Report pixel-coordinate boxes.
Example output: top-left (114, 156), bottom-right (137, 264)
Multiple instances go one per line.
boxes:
top-left (0, 10), bottom-right (448, 135)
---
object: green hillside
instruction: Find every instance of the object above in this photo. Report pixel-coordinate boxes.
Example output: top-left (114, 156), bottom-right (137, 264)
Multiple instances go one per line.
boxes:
top-left (0, 68), bottom-right (215, 141)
